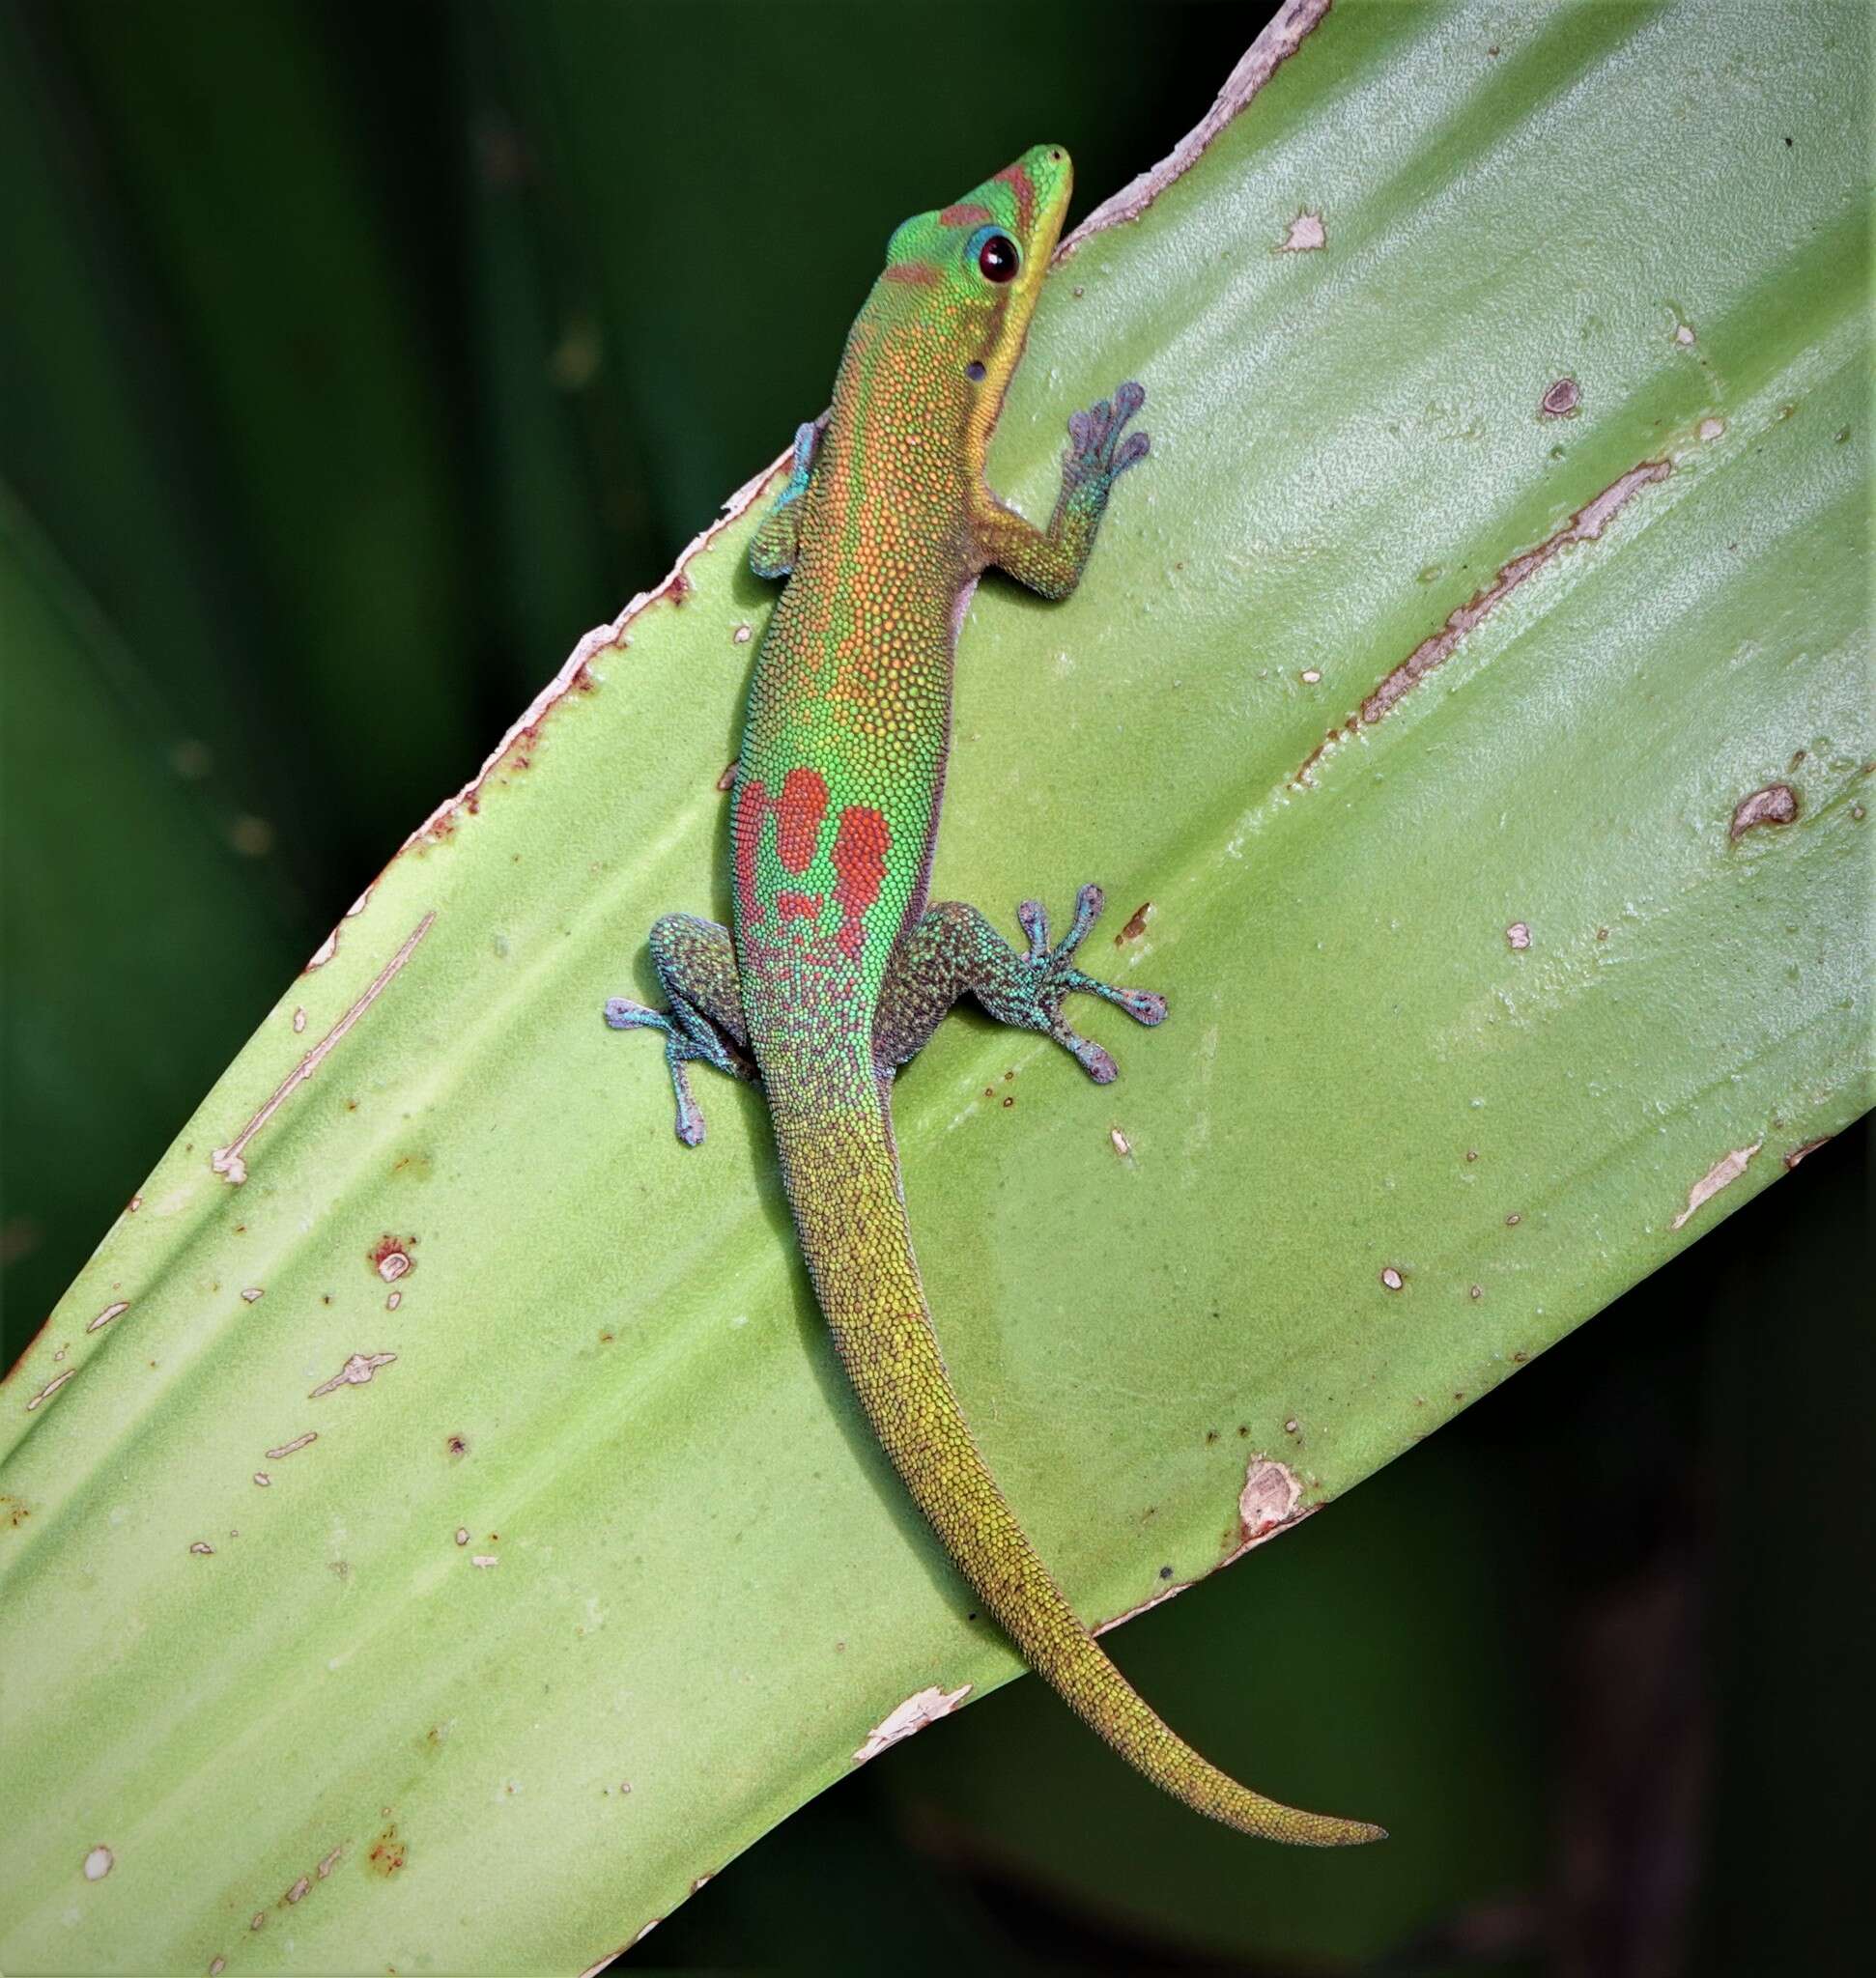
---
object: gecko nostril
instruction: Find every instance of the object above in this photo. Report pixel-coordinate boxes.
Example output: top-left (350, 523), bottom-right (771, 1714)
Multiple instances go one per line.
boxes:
top-left (965, 360), bottom-right (986, 382)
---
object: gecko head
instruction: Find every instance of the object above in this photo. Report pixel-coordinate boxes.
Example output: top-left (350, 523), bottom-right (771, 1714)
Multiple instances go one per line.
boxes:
top-left (875, 144), bottom-right (1072, 399)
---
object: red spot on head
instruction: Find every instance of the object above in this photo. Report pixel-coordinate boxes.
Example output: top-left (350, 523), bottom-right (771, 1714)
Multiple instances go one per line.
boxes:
top-left (775, 768), bottom-right (828, 874)
top-left (830, 806), bottom-right (890, 958)
top-left (938, 202), bottom-right (993, 228)
top-left (993, 163), bottom-right (1035, 236)
top-left (882, 263), bottom-right (938, 286)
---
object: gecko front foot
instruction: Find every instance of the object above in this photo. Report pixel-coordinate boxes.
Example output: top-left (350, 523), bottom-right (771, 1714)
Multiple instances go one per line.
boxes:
top-left (1063, 381), bottom-right (1150, 502)
top-left (1010, 884), bottom-right (1165, 1085)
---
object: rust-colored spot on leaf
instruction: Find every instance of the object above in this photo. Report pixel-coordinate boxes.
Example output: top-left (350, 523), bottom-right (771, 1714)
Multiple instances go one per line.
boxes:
top-left (1784, 1135), bottom-right (1831, 1171)
top-left (367, 1825), bottom-right (405, 1878)
top-left (1113, 901), bottom-right (1151, 947)
top-left (1729, 782), bottom-right (1799, 838)
top-left (369, 1234), bottom-right (415, 1283)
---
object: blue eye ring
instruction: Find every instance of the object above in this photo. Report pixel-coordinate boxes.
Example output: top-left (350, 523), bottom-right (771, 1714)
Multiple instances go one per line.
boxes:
top-left (966, 223), bottom-right (1021, 284)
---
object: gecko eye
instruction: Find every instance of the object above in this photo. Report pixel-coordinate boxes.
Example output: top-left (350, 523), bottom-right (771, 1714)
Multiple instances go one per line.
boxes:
top-left (968, 225), bottom-right (1021, 284)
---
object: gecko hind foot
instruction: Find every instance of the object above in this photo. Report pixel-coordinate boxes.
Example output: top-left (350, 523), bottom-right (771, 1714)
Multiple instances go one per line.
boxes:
top-left (603, 996), bottom-right (752, 1147)
top-left (1012, 884), bottom-right (1165, 1086)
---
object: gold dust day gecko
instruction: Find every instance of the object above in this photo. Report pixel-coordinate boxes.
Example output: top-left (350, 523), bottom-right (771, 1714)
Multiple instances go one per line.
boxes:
top-left (607, 144), bottom-right (1381, 1847)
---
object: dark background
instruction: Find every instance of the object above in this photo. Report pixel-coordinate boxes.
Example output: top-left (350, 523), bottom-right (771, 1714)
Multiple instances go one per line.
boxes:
top-left (2, 4), bottom-right (1866, 1970)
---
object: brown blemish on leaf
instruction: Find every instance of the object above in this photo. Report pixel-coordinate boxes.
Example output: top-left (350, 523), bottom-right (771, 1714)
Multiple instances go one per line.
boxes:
top-left (1540, 377), bottom-right (1580, 418)
top-left (1784, 1136), bottom-right (1831, 1170)
top-left (1278, 209), bottom-right (1325, 252)
top-left (1380, 1266), bottom-right (1404, 1290)
top-left (189, 1541), bottom-right (215, 1557)
top-left (1506, 921), bottom-right (1532, 950)
top-left (309, 1352), bottom-right (397, 1399)
top-left (83, 1844), bottom-right (113, 1880)
top-left (266, 1431), bottom-right (317, 1460)
top-left (1221, 1456), bottom-right (1311, 1568)
top-left (367, 1825), bottom-right (405, 1877)
top-left (369, 1234), bottom-right (415, 1283)
top-left (214, 914), bottom-right (436, 1184)
top-left (1109, 1126), bottom-right (1133, 1159)
top-left (446, 1434), bottom-right (469, 1457)
top-left (1113, 901), bottom-right (1151, 947)
top-left (25, 1369), bottom-right (74, 1412)
top-left (852, 1683), bottom-right (972, 1764)
top-left (1729, 782), bottom-right (1799, 838)
top-left (87, 1300), bottom-right (128, 1333)
top-left (282, 1876), bottom-right (310, 1906)
top-left (1669, 1140), bottom-right (1762, 1230)
top-left (1293, 459), bottom-right (1670, 785)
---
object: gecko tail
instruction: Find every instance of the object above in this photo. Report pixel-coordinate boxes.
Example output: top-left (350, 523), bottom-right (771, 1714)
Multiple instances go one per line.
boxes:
top-left (773, 1085), bottom-right (1384, 1849)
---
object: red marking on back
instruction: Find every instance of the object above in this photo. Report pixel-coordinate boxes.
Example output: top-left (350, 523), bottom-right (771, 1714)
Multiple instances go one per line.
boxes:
top-left (831, 806), bottom-right (891, 959)
top-left (777, 890), bottom-right (823, 922)
top-left (733, 777), bottom-right (769, 925)
top-left (775, 768), bottom-right (828, 874)
top-left (938, 202), bottom-right (993, 228)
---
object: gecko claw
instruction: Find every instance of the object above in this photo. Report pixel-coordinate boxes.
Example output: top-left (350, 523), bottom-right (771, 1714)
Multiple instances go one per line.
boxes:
top-left (604, 996), bottom-right (660, 1030)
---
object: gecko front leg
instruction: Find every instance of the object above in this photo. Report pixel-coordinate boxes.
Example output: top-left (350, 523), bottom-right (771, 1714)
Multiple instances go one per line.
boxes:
top-left (972, 381), bottom-right (1150, 599)
top-left (604, 913), bottom-right (754, 1144)
top-left (876, 885), bottom-right (1164, 1083)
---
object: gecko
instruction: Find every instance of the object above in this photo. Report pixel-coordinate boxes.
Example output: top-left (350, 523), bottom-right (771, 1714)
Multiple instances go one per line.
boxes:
top-left (606, 144), bottom-right (1381, 1847)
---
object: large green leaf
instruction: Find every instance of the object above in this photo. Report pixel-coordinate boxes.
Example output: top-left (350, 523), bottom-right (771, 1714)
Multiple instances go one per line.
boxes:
top-left (2, 2), bottom-right (1867, 1971)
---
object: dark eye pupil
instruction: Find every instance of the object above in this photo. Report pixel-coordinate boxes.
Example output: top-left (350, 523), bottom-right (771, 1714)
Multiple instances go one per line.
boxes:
top-left (978, 233), bottom-right (1018, 282)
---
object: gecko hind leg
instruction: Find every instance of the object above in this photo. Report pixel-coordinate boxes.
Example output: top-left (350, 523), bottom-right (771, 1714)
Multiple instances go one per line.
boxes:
top-left (877, 885), bottom-right (1164, 1085)
top-left (604, 913), bottom-right (753, 1145)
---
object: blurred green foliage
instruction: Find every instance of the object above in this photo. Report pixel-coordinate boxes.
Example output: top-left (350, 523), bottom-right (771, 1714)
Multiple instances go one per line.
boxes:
top-left (1, 3), bottom-right (1866, 1970)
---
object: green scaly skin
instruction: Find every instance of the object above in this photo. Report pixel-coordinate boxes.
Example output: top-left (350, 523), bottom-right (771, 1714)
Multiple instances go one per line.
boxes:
top-left (607, 144), bottom-right (1382, 1848)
